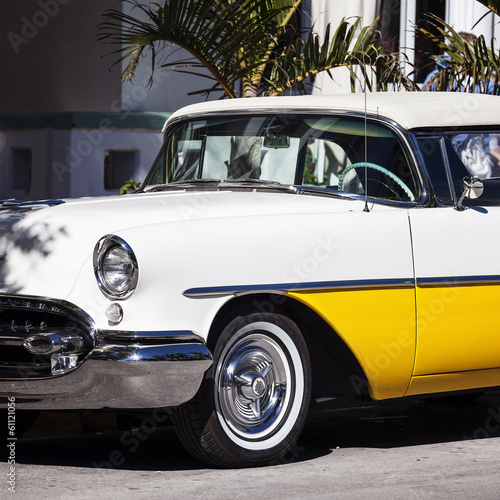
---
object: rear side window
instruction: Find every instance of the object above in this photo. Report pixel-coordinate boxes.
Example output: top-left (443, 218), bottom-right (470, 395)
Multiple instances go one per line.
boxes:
top-left (416, 136), bottom-right (453, 204)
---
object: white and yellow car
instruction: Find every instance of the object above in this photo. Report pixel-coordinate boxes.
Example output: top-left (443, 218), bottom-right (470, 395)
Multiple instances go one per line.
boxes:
top-left (1, 92), bottom-right (500, 467)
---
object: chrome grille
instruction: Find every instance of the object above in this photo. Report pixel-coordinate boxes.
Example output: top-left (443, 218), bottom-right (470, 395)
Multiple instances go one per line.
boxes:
top-left (0, 295), bottom-right (95, 379)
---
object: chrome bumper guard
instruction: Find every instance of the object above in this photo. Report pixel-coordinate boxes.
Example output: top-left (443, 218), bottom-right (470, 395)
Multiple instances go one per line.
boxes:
top-left (0, 330), bottom-right (212, 410)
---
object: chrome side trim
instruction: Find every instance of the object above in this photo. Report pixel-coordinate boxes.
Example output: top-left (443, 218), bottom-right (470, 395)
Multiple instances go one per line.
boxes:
top-left (185, 275), bottom-right (500, 298)
top-left (102, 330), bottom-right (206, 343)
top-left (183, 278), bottom-right (415, 299)
top-left (0, 199), bottom-right (65, 210)
top-left (417, 276), bottom-right (500, 287)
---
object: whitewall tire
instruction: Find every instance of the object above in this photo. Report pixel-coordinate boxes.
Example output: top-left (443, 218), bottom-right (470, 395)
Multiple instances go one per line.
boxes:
top-left (173, 311), bottom-right (312, 467)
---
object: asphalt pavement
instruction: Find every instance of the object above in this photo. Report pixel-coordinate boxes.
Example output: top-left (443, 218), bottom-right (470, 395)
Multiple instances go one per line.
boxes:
top-left (3, 391), bottom-right (500, 499)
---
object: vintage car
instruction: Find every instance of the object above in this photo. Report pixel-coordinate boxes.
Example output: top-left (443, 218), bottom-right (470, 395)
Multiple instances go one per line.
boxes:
top-left (1, 92), bottom-right (500, 467)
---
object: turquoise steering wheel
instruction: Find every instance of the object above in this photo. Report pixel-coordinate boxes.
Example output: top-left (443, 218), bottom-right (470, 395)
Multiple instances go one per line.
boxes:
top-left (337, 162), bottom-right (415, 202)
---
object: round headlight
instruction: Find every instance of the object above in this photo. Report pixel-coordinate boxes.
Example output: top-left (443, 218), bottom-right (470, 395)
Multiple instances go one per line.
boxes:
top-left (93, 235), bottom-right (138, 300)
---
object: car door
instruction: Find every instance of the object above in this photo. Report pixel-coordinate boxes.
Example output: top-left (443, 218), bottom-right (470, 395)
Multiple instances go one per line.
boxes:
top-left (407, 133), bottom-right (500, 395)
top-left (291, 117), bottom-right (419, 400)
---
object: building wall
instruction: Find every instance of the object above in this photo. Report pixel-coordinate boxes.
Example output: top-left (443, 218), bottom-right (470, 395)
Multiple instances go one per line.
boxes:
top-left (0, 0), bottom-right (122, 113)
top-left (0, 0), bottom-right (170, 201)
top-left (0, 113), bottom-right (168, 200)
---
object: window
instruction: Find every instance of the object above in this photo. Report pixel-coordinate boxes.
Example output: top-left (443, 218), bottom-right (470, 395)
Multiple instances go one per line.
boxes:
top-left (378, 0), bottom-right (446, 84)
top-left (419, 131), bottom-right (500, 206)
top-left (416, 136), bottom-right (454, 204)
top-left (445, 132), bottom-right (500, 206)
top-left (9, 148), bottom-right (32, 193)
top-left (300, 117), bottom-right (417, 202)
top-left (104, 150), bottom-right (139, 191)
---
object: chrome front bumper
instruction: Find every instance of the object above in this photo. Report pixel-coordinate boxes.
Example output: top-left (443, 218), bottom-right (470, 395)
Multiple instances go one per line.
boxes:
top-left (0, 294), bottom-right (212, 409)
top-left (0, 330), bottom-right (213, 410)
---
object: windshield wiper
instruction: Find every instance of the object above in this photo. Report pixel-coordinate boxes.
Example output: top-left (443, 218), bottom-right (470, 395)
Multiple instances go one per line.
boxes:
top-left (142, 178), bottom-right (351, 199)
top-left (219, 179), bottom-right (301, 194)
top-left (142, 178), bottom-right (299, 193)
top-left (297, 185), bottom-right (353, 199)
top-left (142, 179), bottom-right (222, 192)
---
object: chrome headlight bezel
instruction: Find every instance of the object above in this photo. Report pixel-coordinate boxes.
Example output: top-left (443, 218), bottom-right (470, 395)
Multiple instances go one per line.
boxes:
top-left (93, 235), bottom-right (138, 300)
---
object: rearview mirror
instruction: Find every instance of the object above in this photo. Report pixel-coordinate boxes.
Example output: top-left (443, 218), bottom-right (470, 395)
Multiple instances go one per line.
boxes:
top-left (263, 134), bottom-right (290, 149)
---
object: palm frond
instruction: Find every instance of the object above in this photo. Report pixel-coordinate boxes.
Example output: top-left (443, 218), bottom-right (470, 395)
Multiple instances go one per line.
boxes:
top-left (99, 1), bottom-right (412, 99)
top-left (418, 15), bottom-right (500, 95)
top-left (266, 17), bottom-right (417, 96)
top-left (475, 0), bottom-right (500, 16)
top-left (98, 0), bottom-right (298, 98)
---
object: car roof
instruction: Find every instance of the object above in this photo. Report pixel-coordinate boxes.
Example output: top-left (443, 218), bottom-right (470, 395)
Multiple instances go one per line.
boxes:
top-left (165, 92), bottom-right (500, 131)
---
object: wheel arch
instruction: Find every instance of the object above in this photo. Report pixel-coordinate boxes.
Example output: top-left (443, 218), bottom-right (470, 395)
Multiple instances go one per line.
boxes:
top-left (207, 293), bottom-right (370, 405)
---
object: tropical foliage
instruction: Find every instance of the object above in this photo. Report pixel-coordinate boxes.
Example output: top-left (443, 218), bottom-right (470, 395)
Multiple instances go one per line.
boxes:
top-left (476, 0), bottom-right (500, 16)
top-left (98, 0), bottom-right (417, 98)
top-left (119, 179), bottom-right (142, 194)
top-left (418, 15), bottom-right (500, 95)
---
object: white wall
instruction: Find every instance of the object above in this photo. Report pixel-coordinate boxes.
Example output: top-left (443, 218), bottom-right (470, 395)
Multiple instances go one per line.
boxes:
top-left (446, 0), bottom-right (500, 39)
top-left (66, 129), bottom-right (163, 197)
top-left (310, 0), bottom-right (379, 94)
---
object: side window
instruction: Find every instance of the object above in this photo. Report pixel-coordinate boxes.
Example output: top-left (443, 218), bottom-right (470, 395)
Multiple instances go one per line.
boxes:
top-left (416, 132), bottom-right (500, 207)
top-left (445, 132), bottom-right (500, 206)
top-left (416, 136), bottom-right (454, 204)
top-left (302, 118), bottom-right (417, 203)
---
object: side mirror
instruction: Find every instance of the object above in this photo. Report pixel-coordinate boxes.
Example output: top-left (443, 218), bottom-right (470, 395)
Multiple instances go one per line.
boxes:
top-left (455, 175), bottom-right (484, 211)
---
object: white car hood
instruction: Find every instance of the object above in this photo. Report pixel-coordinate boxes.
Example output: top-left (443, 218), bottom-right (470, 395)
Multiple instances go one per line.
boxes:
top-left (0, 190), bottom-right (360, 298)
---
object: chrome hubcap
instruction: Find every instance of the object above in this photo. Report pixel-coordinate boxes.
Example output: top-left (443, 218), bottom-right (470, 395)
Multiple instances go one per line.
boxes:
top-left (217, 332), bottom-right (292, 439)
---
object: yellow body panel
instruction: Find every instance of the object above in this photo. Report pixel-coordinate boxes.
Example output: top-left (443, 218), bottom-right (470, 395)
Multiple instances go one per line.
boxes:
top-left (288, 288), bottom-right (416, 400)
top-left (414, 285), bottom-right (500, 376)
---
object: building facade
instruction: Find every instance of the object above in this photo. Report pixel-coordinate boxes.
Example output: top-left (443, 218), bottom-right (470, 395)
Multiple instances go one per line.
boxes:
top-left (0, 0), bottom-right (498, 200)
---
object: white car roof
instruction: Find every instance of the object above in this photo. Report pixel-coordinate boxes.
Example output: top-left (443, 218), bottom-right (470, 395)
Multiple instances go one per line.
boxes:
top-left (165, 92), bottom-right (500, 131)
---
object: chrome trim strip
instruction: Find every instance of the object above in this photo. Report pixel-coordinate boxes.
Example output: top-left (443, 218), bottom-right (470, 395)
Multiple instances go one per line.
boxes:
top-left (101, 330), bottom-right (205, 343)
top-left (183, 278), bottom-right (415, 299)
top-left (439, 135), bottom-right (458, 206)
top-left (185, 274), bottom-right (500, 298)
top-left (0, 199), bottom-right (65, 211)
top-left (417, 276), bottom-right (500, 287)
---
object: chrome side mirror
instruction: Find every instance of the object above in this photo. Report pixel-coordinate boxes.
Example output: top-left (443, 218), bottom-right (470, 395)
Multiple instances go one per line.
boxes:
top-left (455, 175), bottom-right (484, 211)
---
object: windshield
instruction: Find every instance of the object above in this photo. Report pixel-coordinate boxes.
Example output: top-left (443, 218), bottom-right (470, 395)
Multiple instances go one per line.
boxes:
top-left (143, 114), bottom-right (418, 203)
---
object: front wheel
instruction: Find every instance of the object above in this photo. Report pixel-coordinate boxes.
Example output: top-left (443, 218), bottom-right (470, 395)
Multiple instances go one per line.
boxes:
top-left (172, 311), bottom-right (312, 468)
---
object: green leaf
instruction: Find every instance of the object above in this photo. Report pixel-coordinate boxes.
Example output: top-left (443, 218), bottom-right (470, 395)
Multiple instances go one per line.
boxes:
top-left (475, 0), bottom-right (500, 16)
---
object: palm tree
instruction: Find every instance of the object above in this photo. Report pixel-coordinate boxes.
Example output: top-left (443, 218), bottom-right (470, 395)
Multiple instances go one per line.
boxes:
top-left (98, 0), bottom-right (416, 99)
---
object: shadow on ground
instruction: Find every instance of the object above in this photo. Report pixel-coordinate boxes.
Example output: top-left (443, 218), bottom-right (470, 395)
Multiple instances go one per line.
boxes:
top-left (11, 390), bottom-right (500, 471)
